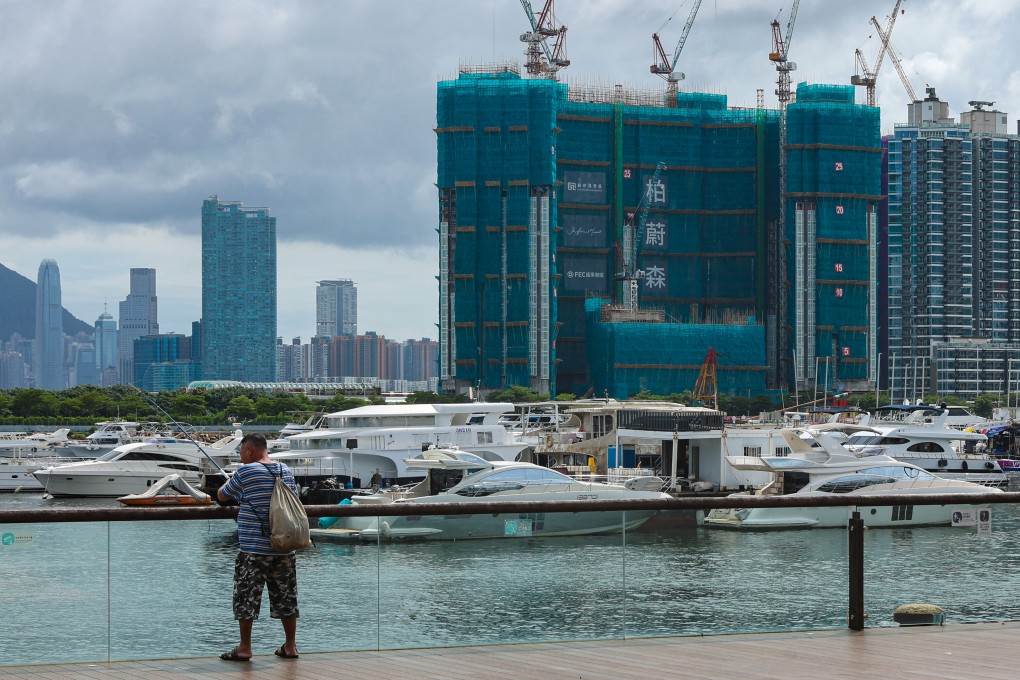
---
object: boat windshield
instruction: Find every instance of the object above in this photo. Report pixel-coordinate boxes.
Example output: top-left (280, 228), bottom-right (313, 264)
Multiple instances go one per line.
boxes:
top-left (455, 466), bottom-right (573, 497)
top-left (96, 450), bottom-right (125, 462)
top-left (815, 465), bottom-right (934, 493)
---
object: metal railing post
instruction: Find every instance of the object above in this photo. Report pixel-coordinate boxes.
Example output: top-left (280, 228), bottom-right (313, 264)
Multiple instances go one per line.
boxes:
top-left (848, 509), bottom-right (865, 630)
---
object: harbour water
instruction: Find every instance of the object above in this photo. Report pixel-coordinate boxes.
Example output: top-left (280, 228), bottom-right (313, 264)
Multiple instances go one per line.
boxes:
top-left (3, 492), bottom-right (1020, 666)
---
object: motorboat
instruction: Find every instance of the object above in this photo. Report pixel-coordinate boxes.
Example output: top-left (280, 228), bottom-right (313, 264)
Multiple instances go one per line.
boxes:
top-left (33, 431), bottom-right (243, 497)
top-left (0, 454), bottom-right (48, 491)
top-left (60, 420), bottom-right (150, 457)
top-left (272, 403), bottom-right (530, 489)
top-left (311, 448), bottom-right (670, 541)
top-left (702, 429), bottom-right (1001, 530)
top-left (840, 408), bottom-right (1008, 488)
top-left (278, 412), bottom-right (325, 438)
top-left (869, 404), bottom-right (990, 430)
top-left (0, 429), bottom-right (71, 456)
top-left (117, 473), bottom-right (212, 506)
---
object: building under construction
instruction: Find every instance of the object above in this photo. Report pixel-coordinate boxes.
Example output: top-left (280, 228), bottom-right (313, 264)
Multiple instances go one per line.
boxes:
top-left (436, 63), bottom-right (880, 398)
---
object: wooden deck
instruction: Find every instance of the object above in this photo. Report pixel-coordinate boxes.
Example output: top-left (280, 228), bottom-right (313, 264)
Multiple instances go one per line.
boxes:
top-left (3, 622), bottom-right (1017, 679)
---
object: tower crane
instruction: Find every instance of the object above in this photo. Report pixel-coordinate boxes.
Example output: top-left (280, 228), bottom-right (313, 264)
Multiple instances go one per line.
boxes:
top-left (851, 0), bottom-right (906, 106)
top-left (617, 162), bottom-right (667, 313)
top-left (873, 19), bottom-right (917, 102)
top-left (769, 0), bottom-right (801, 105)
top-left (770, 0), bottom-right (799, 389)
top-left (650, 0), bottom-right (703, 107)
top-left (519, 0), bottom-right (570, 79)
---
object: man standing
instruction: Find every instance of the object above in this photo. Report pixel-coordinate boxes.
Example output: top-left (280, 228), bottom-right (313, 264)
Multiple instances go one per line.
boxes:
top-left (217, 433), bottom-right (300, 661)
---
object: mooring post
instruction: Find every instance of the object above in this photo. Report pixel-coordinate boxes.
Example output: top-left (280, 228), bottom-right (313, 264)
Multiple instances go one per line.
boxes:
top-left (848, 509), bottom-right (864, 630)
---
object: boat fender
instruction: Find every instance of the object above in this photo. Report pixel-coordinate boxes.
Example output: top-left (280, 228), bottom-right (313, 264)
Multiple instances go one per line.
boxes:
top-left (986, 462), bottom-right (995, 470)
top-left (31, 447), bottom-right (36, 453)
top-left (317, 498), bottom-right (352, 529)
top-left (380, 521), bottom-right (392, 538)
top-left (937, 459), bottom-right (948, 467)
top-left (961, 461), bottom-right (968, 471)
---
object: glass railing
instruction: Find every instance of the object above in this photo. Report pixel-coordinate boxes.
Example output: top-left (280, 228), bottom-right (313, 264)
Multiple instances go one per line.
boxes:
top-left (2, 492), bottom-right (1019, 666)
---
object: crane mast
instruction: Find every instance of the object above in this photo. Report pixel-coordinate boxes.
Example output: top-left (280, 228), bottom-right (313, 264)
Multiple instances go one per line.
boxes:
top-left (650, 0), bottom-right (703, 106)
top-left (619, 162), bottom-right (667, 313)
top-left (519, 0), bottom-right (570, 79)
top-left (770, 0), bottom-right (799, 389)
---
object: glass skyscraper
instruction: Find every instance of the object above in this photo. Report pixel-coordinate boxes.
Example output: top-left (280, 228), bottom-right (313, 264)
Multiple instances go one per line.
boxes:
top-left (201, 196), bottom-right (277, 381)
top-left (315, 279), bottom-right (357, 338)
top-left (94, 306), bottom-right (118, 384)
top-left (34, 259), bottom-right (64, 390)
top-left (118, 268), bottom-right (158, 385)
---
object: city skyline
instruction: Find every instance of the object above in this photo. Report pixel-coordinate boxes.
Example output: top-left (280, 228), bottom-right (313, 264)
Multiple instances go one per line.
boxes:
top-left (1, 2), bottom-right (1017, 346)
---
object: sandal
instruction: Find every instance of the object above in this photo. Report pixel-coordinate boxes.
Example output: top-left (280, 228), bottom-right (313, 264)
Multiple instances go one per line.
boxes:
top-left (219, 647), bottom-right (251, 662)
top-left (275, 646), bottom-right (299, 659)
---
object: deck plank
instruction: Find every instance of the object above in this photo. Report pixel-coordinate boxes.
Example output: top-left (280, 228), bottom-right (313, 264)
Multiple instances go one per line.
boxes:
top-left (3, 623), bottom-right (1018, 679)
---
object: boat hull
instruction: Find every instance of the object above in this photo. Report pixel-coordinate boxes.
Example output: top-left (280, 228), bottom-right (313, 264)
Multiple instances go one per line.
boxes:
top-left (702, 502), bottom-right (978, 530)
top-left (33, 468), bottom-right (204, 498)
top-left (315, 509), bottom-right (656, 542)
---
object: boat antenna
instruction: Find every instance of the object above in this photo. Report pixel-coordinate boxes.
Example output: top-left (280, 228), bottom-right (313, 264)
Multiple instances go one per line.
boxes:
top-left (130, 386), bottom-right (229, 475)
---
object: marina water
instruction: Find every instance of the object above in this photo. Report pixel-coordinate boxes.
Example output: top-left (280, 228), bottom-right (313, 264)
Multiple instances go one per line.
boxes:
top-left (3, 493), bottom-right (1020, 665)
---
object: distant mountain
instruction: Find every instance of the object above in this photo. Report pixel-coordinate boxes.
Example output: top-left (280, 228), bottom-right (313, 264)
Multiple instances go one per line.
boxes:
top-left (0, 262), bottom-right (95, 342)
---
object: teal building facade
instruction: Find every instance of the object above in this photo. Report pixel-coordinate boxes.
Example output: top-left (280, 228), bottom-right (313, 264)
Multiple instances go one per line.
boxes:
top-left (200, 196), bottom-right (277, 382)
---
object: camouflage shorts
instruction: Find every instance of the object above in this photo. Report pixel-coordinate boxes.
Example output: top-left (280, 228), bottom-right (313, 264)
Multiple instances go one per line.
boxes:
top-left (232, 552), bottom-right (299, 620)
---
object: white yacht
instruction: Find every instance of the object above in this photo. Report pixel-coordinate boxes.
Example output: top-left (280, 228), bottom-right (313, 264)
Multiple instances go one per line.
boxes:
top-left (841, 408), bottom-right (1007, 488)
top-left (61, 420), bottom-right (148, 457)
top-left (312, 448), bottom-right (669, 541)
top-left (702, 429), bottom-right (1000, 530)
top-left (272, 403), bottom-right (530, 488)
top-left (0, 429), bottom-right (71, 457)
top-left (33, 432), bottom-right (243, 497)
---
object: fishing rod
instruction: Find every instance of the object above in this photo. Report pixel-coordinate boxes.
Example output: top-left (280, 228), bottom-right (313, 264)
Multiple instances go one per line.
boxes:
top-left (131, 386), bottom-right (231, 476)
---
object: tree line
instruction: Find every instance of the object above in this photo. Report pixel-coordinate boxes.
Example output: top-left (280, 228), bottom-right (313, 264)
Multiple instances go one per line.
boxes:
top-left (0, 384), bottom-right (1005, 426)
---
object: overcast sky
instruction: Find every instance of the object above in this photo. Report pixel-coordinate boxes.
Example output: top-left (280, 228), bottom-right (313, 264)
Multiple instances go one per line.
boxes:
top-left (1, 0), bottom-right (1017, 342)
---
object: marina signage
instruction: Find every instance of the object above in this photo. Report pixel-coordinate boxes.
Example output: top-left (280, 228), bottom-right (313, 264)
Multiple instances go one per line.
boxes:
top-left (0, 530), bottom-right (33, 548)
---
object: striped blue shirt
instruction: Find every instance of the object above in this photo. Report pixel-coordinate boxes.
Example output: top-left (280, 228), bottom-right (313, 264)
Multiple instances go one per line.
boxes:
top-left (220, 462), bottom-right (298, 555)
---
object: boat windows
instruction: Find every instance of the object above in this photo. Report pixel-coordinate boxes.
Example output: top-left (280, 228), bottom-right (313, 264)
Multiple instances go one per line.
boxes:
top-left (118, 452), bottom-right (193, 463)
top-left (859, 465), bottom-right (935, 481)
top-left (906, 442), bottom-right (946, 453)
top-left (477, 431), bottom-right (494, 445)
top-left (816, 474), bottom-right (898, 493)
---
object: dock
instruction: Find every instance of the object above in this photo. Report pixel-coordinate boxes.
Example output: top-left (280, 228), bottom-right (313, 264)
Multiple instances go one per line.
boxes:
top-left (4, 622), bottom-right (1017, 679)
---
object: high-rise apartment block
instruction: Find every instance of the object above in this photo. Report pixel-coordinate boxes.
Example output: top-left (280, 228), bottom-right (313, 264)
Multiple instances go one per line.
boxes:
top-left (34, 259), bottom-right (64, 390)
top-left (437, 67), bottom-right (880, 396)
top-left (887, 89), bottom-right (1020, 398)
top-left (118, 268), bottom-right (158, 386)
top-left (316, 279), bottom-right (357, 338)
top-left (201, 196), bottom-right (277, 381)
